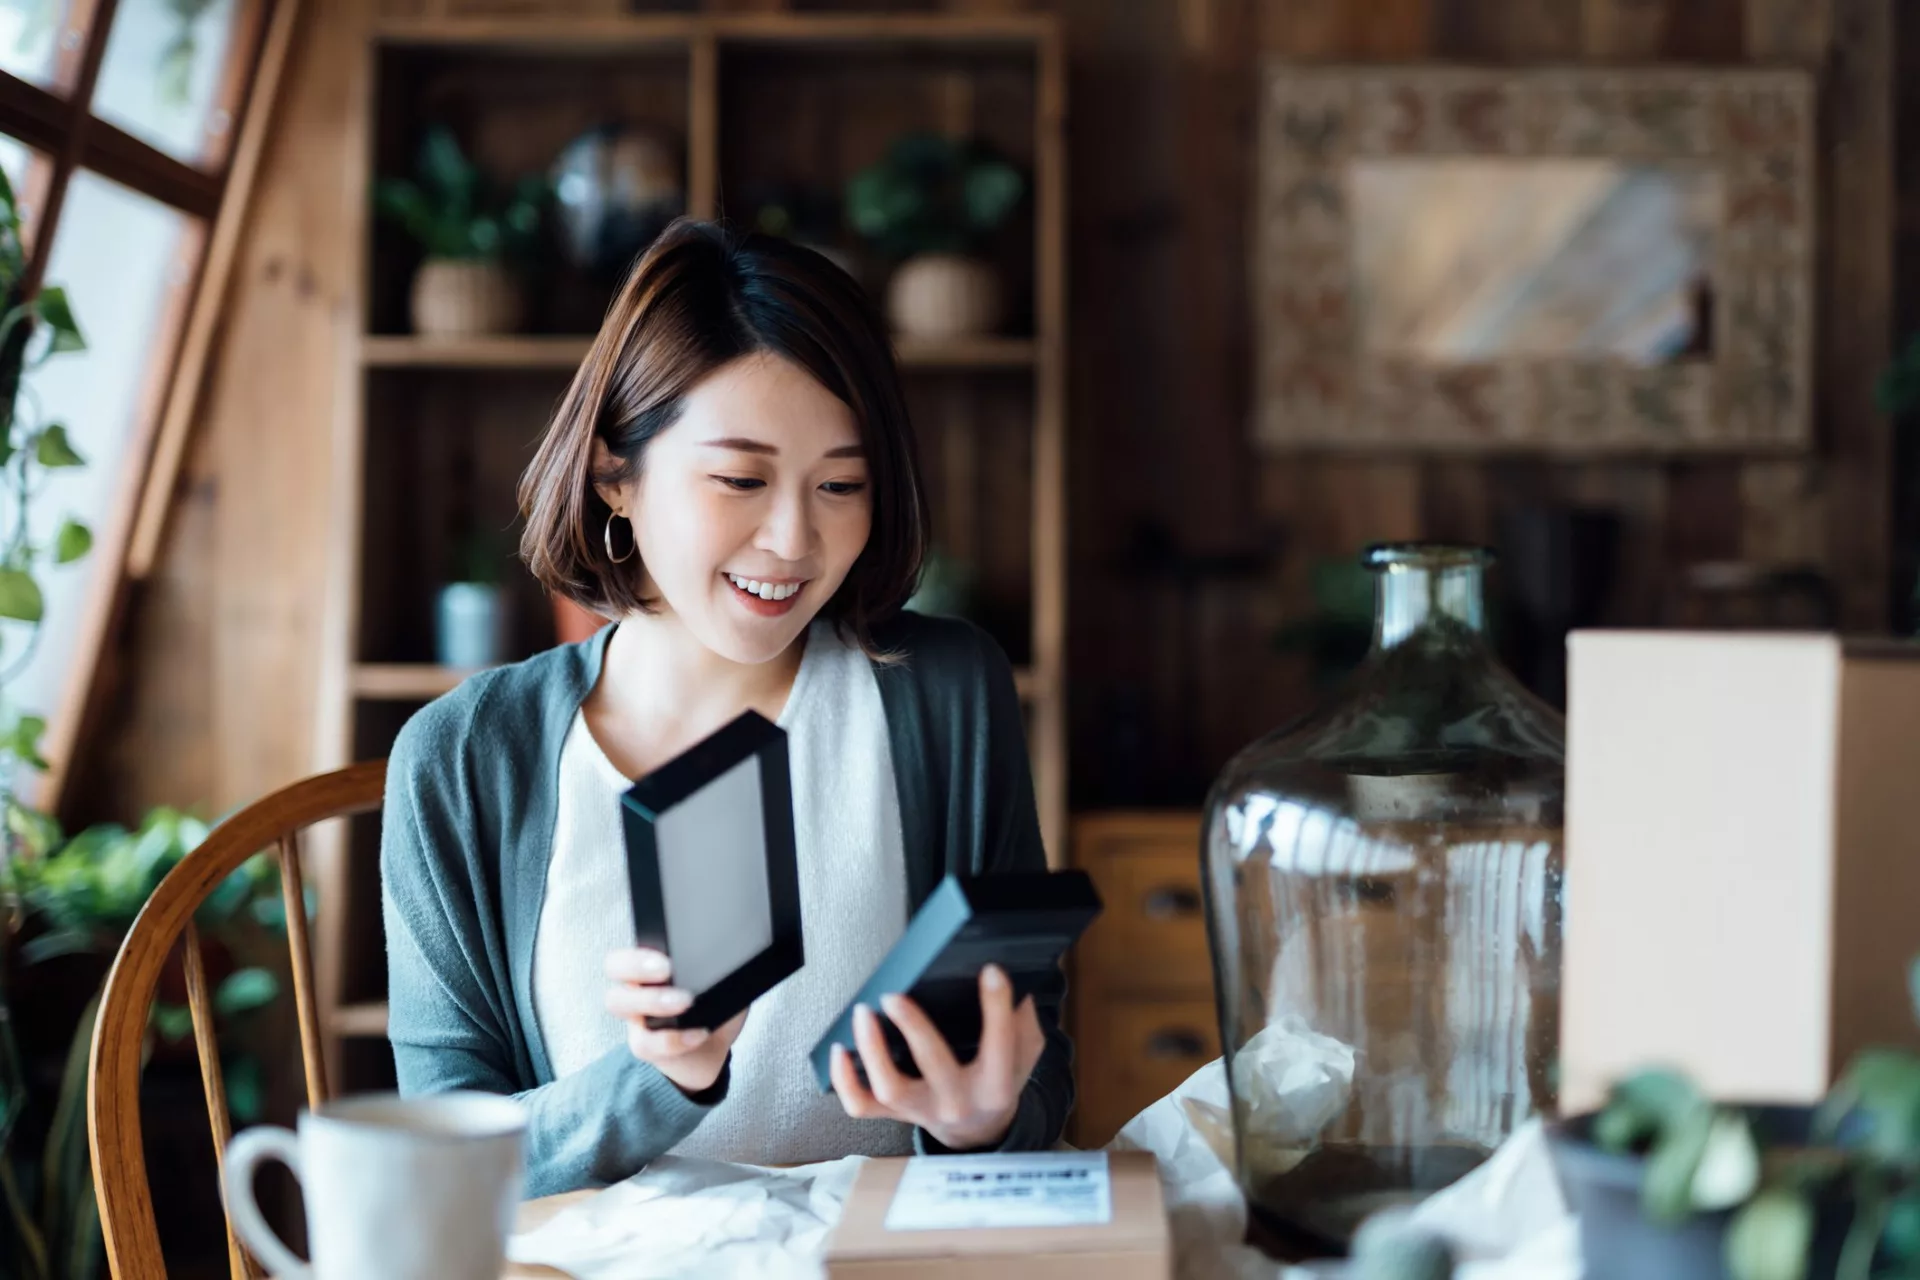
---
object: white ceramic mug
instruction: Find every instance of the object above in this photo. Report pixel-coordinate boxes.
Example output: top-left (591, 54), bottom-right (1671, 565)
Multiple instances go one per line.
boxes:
top-left (223, 1091), bottom-right (527, 1280)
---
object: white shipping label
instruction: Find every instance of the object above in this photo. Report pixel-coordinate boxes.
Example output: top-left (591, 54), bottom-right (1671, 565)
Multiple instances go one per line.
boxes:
top-left (882, 1151), bottom-right (1113, 1231)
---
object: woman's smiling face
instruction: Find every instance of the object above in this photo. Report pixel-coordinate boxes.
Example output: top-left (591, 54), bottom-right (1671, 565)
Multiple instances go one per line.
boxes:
top-left (599, 351), bottom-right (873, 666)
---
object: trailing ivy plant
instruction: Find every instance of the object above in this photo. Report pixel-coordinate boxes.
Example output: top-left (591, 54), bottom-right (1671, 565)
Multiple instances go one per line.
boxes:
top-left (0, 187), bottom-right (88, 792)
top-left (0, 159), bottom-right (285, 1279)
top-left (1595, 956), bottom-right (1920, 1280)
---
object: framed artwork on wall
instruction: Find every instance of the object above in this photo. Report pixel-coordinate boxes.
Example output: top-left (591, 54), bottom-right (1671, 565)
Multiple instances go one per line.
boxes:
top-left (1253, 65), bottom-right (1815, 453)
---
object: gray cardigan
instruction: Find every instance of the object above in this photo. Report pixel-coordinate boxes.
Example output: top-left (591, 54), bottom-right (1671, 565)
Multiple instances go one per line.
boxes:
top-left (380, 610), bottom-right (1074, 1196)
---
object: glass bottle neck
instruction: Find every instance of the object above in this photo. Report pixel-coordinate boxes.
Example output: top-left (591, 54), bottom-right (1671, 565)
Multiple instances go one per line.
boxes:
top-left (1373, 562), bottom-right (1486, 650)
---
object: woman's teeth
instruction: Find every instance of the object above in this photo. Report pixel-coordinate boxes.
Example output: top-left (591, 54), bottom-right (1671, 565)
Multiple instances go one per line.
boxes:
top-left (727, 573), bottom-right (802, 602)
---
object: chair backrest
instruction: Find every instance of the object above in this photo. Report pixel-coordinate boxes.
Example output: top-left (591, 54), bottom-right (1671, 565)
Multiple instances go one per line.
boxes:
top-left (87, 760), bottom-right (387, 1280)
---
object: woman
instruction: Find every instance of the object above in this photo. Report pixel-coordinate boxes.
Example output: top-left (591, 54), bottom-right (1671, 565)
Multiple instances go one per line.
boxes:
top-left (381, 219), bottom-right (1072, 1197)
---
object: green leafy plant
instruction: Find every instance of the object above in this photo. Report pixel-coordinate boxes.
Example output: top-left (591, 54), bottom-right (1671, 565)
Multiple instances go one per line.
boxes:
top-left (844, 133), bottom-right (1025, 259)
top-left (0, 176), bottom-right (88, 740)
top-left (1594, 956), bottom-right (1920, 1280)
top-left (375, 125), bottom-right (549, 262)
top-left (0, 157), bottom-right (282, 1278)
top-left (0, 146), bottom-right (100, 1280)
top-left (1, 810), bottom-right (289, 1280)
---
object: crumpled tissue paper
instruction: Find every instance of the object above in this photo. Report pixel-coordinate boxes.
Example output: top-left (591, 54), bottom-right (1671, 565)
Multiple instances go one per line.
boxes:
top-left (1231, 1017), bottom-right (1357, 1181)
top-left (1111, 1054), bottom-right (1580, 1280)
top-left (508, 1155), bottom-right (862, 1279)
top-left (509, 1055), bottom-right (1579, 1280)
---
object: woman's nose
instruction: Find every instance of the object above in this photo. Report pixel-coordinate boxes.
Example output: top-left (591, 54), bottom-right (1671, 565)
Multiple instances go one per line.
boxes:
top-left (757, 491), bottom-right (812, 561)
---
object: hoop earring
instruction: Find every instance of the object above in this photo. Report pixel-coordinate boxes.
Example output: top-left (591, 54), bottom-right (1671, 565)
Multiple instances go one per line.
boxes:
top-left (604, 512), bottom-right (636, 564)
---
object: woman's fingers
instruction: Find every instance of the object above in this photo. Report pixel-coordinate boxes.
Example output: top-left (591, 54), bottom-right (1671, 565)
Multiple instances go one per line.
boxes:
top-left (833, 977), bottom-right (1044, 1150)
top-left (969, 965), bottom-right (1019, 1110)
top-left (830, 1043), bottom-right (883, 1119)
top-left (1013, 995), bottom-right (1046, 1074)
top-left (853, 1003), bottom-right (919, 1113)
top-left (604, 948), bottom-right (672, 984)
top-left (624, 1022), bottom-right (710, 1061)
top-left (880, 992), bottom-right (963, 1100)
top-left (604, 983), bottom-right (692, 1021)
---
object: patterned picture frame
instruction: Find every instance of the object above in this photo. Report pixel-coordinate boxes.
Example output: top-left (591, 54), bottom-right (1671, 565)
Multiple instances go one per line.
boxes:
top-left (1253, 65), bottom-right (1816, 453)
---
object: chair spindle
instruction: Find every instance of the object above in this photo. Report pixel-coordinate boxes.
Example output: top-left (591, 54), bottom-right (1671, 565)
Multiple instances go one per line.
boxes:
top-left (183, 920), bottom-right (256, 1280)
top-left (277, 833), bottom-right (328, 1108)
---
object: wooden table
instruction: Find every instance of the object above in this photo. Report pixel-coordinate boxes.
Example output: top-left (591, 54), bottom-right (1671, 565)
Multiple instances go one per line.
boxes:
top-left (505, 1192), bottom-right (593, 1279)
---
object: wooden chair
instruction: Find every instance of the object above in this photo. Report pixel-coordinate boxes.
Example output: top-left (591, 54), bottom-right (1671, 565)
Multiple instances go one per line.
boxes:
top-left (87, 760), bottom-right (387, 1280)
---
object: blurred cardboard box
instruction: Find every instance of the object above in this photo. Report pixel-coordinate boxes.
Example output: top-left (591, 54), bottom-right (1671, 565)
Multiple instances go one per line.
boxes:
top-left (824, 1150), bottom-right (1169, 1279)
top-left (1562, 632), bottom-right (1920, 1113)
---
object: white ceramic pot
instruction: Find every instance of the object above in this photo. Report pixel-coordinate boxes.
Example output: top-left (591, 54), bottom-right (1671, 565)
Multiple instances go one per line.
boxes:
top-left (436, 582), bottom-right (505, 669)
top-left (886, 253), bottom-right (1003, 341)
top-left (410, 258), bottom-right (524, 337)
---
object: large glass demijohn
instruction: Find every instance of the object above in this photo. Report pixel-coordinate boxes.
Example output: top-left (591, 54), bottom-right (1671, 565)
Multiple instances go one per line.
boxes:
top-left (1200, 543), bottom-right (1565, 1249)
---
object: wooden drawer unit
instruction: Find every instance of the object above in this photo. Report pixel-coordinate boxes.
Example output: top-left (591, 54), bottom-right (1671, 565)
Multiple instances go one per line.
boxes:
top-left (1070, 811), bottom-right (1217, 1147)
top-left (1075, 996), bottom-right (1222, 1149)
top-left (1082, 839), bottom-right (1212, 995)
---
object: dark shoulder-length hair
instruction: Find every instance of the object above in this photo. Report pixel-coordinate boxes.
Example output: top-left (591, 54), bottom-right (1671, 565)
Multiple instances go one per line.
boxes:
top-left (518, 218), bottom-right (929, 656)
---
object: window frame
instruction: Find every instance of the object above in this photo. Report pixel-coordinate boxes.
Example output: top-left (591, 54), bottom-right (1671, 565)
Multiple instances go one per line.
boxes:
top-left (0, 0), bottom-right (297, 812)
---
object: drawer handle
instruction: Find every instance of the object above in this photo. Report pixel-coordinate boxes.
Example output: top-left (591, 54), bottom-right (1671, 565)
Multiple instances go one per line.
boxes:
top-left (1142, 886), bottom-right (1202, 918)
top-left (1144, 1028), bottom-right (1208, 1059)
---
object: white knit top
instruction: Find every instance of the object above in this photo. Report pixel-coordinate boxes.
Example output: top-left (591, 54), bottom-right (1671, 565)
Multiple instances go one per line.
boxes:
top-left (529, 620), bottom-right (915, 1164)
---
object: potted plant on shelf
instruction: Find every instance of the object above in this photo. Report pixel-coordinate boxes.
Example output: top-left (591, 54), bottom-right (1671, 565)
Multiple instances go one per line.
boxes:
top-left (1548, 957), bottom-right (1920, 1280)
top-left (375, 125), bottom-right (548, 339)
top-left (845, 132), bottom-right (1025, 342)
top-left (436, 531), bottom-right (507, 671)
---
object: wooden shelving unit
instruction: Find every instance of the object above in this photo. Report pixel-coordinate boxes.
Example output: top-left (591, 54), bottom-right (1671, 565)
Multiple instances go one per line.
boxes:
top-left (314, 10), bottom-right (1067, 1094)
top-left (359, 334), bottom-right (592, 368)
top-left (352, 660), bottom-right (1042, 703)
top-left (360, 333), bottom-right (1038, 370)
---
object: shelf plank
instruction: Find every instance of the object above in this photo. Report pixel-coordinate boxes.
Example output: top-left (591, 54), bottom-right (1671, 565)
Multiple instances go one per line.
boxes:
top-left (329, 1002), bottom-right (389, 1037)
top-left (352, 663), bottom-right (489, 700)
top-left (894, 336), bottom-right (1037, 369)
top-left (361, 334), bottom-right (590, 369)
top-left (362, 334), bottom-right (1036, 372)
top-left (356, 660), bottom-right (1041, 703)
top-left (371, 13), bottom-right (1050, 49)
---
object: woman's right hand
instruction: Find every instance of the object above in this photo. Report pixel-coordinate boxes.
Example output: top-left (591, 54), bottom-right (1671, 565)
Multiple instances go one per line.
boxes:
top-left (604, 948), bottom-right (747, 1094)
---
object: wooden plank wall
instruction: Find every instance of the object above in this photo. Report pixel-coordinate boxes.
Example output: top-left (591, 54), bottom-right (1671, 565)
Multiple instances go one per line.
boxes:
top-left (72, 0), bottom-right (370, 823)
top-left (69, 0), bottom-right (1900, 823)
top-left (1060, 0), bottom-right (1898, 806)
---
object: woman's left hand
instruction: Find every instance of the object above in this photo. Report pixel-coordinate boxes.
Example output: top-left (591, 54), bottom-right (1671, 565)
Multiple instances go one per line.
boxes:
top-left (830, 963), bottom-right (1045, 1152)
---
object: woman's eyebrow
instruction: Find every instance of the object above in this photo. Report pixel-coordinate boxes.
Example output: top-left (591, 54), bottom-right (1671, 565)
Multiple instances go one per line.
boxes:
top-left (700, 437), bottom-right (865, 458)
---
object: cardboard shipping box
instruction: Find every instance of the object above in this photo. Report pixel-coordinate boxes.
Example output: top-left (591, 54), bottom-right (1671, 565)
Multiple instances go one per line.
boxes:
top-left (1562, 632), bottom-right (1920, 1114)
top-left (825, 1150), bottom-right (1170, 1279)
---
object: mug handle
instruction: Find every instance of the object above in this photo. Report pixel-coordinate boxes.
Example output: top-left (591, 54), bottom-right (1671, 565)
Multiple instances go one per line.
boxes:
top-left (222, 1126), bottom-right (310, 1279)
